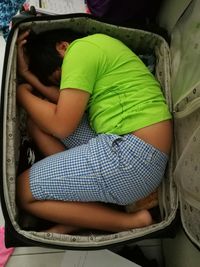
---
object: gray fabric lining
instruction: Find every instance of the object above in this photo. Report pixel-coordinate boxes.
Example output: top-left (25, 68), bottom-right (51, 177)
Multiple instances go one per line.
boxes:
top-left (3, 16), bottom-right (177, 248)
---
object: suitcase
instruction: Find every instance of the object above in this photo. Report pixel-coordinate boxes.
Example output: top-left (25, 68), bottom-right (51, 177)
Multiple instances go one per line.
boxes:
top-left (0, 13), bottom-right (199, 250)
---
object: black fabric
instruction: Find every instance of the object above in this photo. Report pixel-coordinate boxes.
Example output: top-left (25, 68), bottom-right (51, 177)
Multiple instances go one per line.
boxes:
top-left (17, 138), bottom-right (44, 176)
top-left (117, 245), bottom-right (159, 267)
top-left (87, 0), bottom-right (162, 27)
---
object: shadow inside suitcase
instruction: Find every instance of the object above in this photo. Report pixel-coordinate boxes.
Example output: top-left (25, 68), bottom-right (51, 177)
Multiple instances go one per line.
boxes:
top-left (5, 16), bottom-right (177, 247)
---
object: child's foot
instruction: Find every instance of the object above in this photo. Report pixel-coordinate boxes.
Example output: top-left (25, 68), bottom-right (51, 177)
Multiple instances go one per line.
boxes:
top-left (128, 209), bottom-right (153, 229)
top-left (43, 224), bottom-right (80, 234)
top-left (126, 190), bottom-right (158, 213)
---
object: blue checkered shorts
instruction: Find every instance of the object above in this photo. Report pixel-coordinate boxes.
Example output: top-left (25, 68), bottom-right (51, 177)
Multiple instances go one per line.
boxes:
top-left (30, 116), bottom-right (168, 205)
top-left (60, 113), bottom-right (97, 149)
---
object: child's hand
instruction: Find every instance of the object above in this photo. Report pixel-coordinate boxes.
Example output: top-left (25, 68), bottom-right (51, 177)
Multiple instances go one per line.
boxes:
top-left (17, 30), bottom-right (30, 77)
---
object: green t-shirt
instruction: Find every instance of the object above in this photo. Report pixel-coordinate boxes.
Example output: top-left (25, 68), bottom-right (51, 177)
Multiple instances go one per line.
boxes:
top-left (60, 33), bottom-right (171, 135)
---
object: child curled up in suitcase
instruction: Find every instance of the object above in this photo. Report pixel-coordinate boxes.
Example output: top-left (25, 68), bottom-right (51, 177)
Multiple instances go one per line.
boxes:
top-left (16, 29), bottom-right (172, 234)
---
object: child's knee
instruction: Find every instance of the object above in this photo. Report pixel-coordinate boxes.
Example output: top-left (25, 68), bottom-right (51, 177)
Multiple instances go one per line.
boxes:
top-left (17, 169), bottom-right (35, 210)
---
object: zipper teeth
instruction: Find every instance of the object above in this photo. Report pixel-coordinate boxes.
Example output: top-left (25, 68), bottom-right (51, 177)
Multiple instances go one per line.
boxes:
top-left (174, 97), bottom-right (200, 119)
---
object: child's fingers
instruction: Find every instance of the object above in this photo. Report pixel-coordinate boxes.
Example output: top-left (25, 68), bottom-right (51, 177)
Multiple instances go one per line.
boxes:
top-left (17, 30), bottom-right (30, 44)
top-left (18, 39), bottom-right (27, 48)
top-left (19, 30), bottom-right (30, 40)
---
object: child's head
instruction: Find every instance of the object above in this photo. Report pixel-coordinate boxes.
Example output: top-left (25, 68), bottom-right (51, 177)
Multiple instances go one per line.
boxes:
top-left (25, 28), bottom-right (84, 85)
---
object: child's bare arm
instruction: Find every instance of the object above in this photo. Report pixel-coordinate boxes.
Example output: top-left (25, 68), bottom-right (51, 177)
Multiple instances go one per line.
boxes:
top-left (17, 83), bottom-right (90, 138)
top-left (17, 31), bottom-right (59, 103)
top-left (19, 70), bottom-right (59, 103)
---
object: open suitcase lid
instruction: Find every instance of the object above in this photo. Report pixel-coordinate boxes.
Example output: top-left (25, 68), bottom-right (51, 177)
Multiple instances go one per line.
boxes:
top-left (169, 0), bottom-right (200, 249)
top-left (0, 8), bottom-right (199, 249)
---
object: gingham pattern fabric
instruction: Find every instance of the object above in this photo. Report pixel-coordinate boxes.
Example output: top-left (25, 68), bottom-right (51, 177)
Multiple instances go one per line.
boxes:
top-left (0, 0), bottom-right (25, 38)
top-left (61, 113), bottom-right (97, 148)
top-left (30, 133), bottom-right (168, 205)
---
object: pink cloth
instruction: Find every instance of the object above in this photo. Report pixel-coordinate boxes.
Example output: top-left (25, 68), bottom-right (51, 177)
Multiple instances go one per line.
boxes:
top-left (0, 227), bottom-right (14, 267)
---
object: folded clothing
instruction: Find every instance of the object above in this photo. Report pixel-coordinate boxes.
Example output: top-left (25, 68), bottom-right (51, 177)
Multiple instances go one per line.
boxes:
top-left (0, 0), bottom-right (25, 39)
top-left (0, 226), bottom-right (14, 267)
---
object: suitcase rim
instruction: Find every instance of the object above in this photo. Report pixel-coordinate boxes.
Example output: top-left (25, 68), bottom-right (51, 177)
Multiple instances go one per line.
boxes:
top-left (1, 13), bottom-right (197, 250)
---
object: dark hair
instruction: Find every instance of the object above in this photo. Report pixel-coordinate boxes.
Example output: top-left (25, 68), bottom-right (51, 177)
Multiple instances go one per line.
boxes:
top-left (25, 28), bottom-right (84, 84)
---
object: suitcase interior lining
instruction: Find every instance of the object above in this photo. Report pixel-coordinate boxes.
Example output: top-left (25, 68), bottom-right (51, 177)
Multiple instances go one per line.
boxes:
top-left (3, 17), bottom-right (177, 247)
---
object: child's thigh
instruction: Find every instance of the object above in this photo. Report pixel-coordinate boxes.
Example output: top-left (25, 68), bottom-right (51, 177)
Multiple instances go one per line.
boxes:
top-left (29, 141), bottom-right (106, 202)
top-left (29, 134), bottom-right (168, 205)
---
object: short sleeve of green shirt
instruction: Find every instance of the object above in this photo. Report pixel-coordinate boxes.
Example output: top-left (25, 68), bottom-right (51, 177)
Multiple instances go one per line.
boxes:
top-left (60, 40), bottom-right (102, 93)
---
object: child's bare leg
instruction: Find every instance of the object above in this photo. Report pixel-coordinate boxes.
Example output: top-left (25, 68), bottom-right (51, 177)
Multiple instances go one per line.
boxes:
top-left (17, 169), bottom-right (153, 233)
top-left (43, 224), bottom-right (80, 234)
top-left (27, 118), bottom-right (65, 156)
top-left (126, 190), bottom-right (159, 213)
